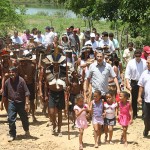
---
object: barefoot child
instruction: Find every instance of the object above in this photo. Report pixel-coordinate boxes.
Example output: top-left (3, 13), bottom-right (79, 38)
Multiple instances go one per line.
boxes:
top-left (74, 94), bottom-right (89, 150)
top-left (118, 91), bottom-right (133, 147)
top-left (104, 91), bottom-right (118, 144)
top-left (89, 90), bottom-right (105, 148)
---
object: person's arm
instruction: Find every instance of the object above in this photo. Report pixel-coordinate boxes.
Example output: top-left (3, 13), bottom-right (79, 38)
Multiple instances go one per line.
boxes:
top-left (137, 86), bottom-right (144, 105)
top-left (114, 77), bottom-right (120, 94)
top-left (129, 102), bottom-right (133, 124)
top-left (74, 108), bottom-right (87, 118)
top-left (125, 62), bottom-right (132, 91)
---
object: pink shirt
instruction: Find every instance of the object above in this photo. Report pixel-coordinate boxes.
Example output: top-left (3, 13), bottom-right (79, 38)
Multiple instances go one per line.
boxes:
top-left (21, 34), bottom-right (32, 47)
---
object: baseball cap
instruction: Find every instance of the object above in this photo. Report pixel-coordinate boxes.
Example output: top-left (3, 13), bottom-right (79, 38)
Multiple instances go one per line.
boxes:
top-left (143, 46), bottom-right (150, 53)
top-left (90, 33), bottom-right (95, 38)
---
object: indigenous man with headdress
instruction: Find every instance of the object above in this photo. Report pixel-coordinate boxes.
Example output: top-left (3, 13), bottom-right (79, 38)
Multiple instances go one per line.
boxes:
top-left (45, 45), bottom-right (68, 137)
top-left (18, 57), bottom-right (36, 122)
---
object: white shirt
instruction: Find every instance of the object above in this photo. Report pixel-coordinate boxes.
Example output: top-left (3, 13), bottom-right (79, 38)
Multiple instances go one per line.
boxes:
top-left (34, 35), bottom-right (45, 44)
top-left (104, 102), bottom-right (117, 119)
top-left (44, 31), bottom-right (55, 47)
top-left (11, 36), bottom-right (23, 45)
top-left (138, 70), bottom-right (150, 103)
top-left (123, 48), bottom-right (135, 63)
top-left (125, 58), bottom-right (147, 80)
top-left (98, 39), bottom-right (115, 53)
top-left (85, 40), bottom-right (98, 50)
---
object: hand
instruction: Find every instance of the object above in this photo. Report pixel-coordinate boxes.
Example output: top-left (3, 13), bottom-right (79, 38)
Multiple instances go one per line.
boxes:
top-left (137, 97), bottom-right (142, 105)
top-left (130, 119), bottom-right (133, 124)
top-left (25, 104), bottom-right (30, 112)
top-left (126, 85), bottom-right (132, 91)
top-left (102, 113), bottom-right (106, 118)
top-left (0, 103), bottom-right (4, 111)
top-left (0, 89), bottom-right (3, 94)
top-left (45, 96), bottom-right (48, 102)
top-left (117, 88), bottom-right (121, 94)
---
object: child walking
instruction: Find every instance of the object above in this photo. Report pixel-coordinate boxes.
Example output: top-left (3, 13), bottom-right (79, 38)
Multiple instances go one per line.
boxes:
top-left (74, 94), bottom-right (89, 150)
top-left (104, 91), bottom-right (118, 144)
top-left (118, 91), bottom-right (133, 147)
top-left (89, 90), bottom-right (104, 148)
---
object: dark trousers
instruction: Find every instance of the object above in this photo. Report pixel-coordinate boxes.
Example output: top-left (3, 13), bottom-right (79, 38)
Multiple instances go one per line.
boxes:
top-left (8, 101), bottom-right (29, 137)
top-left (143, 102), bottom-right (150, 131)
top-left (131, 80), bottom-right (139, 117)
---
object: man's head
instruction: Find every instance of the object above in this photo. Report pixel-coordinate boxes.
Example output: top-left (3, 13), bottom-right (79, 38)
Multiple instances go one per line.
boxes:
top-left (92, 28), bottom-right (97, 34)
top-left (50, 27), bottom-right (54, 32)
top-left (37, 30), bottom-right (42, 38)
top-left (134, 49), bottom-right (142, 62)
top-left (96, 51), bottom-right (104, 64)
top-left (143, 46), bottom-right (150, 59)
top-left (73, 28), bottom-right (77, 35)
top-left (109, 33), bottom-right (114, 41)
top-left (14, 31), bottom-right (18, 38)
top-left (128, 42), bottom-right (134, 51)
top-left (69, 26), bottom-right (74, 33)
top-left (76, 28), bottom-right (80, 34)
top-left (45, 26), bottom-right (50, 33)
top-left (9, 67), bottom-right (18, 79)
top-left (25, 29), bottom-right (30, 35)
top-left (90, 33), bottom-right (95, 42)
top-left (95, 33), bottom-right (100, 41)
top-left (102, 32), bottom-right (108, 41)
top-left (147, 56), bottom-right (150, 70)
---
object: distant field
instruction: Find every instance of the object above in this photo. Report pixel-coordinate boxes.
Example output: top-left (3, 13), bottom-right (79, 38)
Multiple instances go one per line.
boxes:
top-left (22, 15), bottom-right (114, 35)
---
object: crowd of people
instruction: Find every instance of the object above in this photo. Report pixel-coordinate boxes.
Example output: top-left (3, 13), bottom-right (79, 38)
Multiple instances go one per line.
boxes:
top-left (0, 25), bottom-right (150, 149)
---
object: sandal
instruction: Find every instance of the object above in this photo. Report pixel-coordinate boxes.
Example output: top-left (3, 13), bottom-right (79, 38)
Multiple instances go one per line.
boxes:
top-left (79, 145), bottom-right (83, 150)
top-left (94, 144), bottom-right (98, 148)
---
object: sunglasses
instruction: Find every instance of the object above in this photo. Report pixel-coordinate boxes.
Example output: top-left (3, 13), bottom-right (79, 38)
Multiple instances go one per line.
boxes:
top-left (135, 55), bottom-right (141, 57)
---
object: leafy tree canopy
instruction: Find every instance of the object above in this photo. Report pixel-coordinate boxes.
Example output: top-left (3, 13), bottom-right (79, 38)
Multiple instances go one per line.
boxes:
top-left (0, 0), bottom-right (24, 36)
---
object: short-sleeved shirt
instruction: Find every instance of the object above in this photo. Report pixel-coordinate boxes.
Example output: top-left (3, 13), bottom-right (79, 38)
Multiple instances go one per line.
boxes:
top-left (112, 39), bottom-right (119, 49)
top-left (138, 69), bottom-right (150, 103)
top-left (87, 61), bottom-right (116, 95)
top-left (125, 58), bottom-right (147, 81)
top-left (123, 48), bottom-right (135, 63)
top-left (11, 36), bottom-right (23, 45)
top-left (69, 34), bottom-right (80, 48)
top-left (3, 76), bottom-right (30, 103)
top-left (104, 102), bottom-right (117, 119)
top-left (98, 39), bottom-right (115, 53)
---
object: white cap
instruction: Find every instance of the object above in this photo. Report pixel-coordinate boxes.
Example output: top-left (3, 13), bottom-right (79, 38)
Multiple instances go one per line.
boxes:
top-left (90, 33), bottom-right (95, 38)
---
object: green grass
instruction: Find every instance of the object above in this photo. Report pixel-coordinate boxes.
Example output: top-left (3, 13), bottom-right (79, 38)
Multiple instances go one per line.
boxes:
top-left (22, 14), bottom-right (113, 35)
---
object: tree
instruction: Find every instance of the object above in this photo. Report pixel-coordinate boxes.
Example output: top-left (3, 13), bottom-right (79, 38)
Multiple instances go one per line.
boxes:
top-left (0, 0), bottom-right (24, 36)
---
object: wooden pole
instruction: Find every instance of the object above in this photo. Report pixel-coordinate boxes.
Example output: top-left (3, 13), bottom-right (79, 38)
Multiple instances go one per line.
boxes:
top-left (66, 53), bottom-right (70, 140)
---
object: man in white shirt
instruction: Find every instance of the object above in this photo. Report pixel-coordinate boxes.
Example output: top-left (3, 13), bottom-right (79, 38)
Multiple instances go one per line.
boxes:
top-left (138, 56), bottom-right (150, 137)
top-left (85, 33), bottom-right (98, 51)
top-left (34, 30), bottom-right (45, 46)
top-left (123, 42), bottom-right (136, 65)
top-left (44, 26), bottom-right (55, 47)
top-left (11, 31), bottom-right (23, 45)
top-left (125, 49), bottom-right (147, 119)
top-left (77, 28), bottom-right (85, 47)
top-left (99, 32), bottom-right (115, 53)
top-left (109, 33), bottom-right (119, 51)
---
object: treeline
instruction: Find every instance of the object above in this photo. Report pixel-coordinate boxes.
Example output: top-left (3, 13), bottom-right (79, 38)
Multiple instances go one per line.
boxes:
top-left (10, 0), bottom-right (62, 6)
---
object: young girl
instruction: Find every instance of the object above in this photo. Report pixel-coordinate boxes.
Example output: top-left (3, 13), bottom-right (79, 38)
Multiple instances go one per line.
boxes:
top-left (104, 91), bottom-right (118, 144)
top-left (89, 90), bottom-right (104, 148)
top-left (74, 94), bottom-right (89, 150)
top-left (118, 91), bottom-right (133, 147)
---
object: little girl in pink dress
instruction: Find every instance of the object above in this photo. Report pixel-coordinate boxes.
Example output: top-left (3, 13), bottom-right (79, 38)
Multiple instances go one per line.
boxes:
top-left (118, 91), bottom-right (133, 147)
top-left (74, 94), bottom-right (89, 150)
